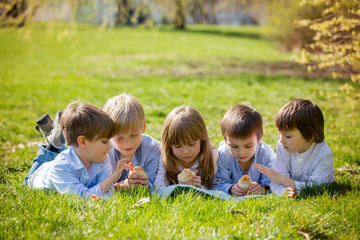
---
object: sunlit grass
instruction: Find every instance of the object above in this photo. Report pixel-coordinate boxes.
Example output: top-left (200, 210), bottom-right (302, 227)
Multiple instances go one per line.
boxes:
top-left (1, 24), bottom-right (359, 239)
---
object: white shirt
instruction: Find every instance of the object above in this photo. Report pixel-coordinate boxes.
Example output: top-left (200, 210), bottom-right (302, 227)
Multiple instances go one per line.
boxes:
top-left (270, 141), bottom-right (335, 195)
top-left (154, 149), bottom-right (219, 191)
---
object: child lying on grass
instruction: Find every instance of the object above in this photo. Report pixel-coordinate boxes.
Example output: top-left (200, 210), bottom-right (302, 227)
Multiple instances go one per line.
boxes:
top-left (255, 99), bottom-right (335, 197)
top-left (26, 102), bottom-right (131, 199)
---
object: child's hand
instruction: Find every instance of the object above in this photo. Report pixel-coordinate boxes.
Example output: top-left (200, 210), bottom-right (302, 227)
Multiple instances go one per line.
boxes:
top-left (248, 182), bottom-right (265, 195)
top-left (286, 187), bottom-right (297, 198)
top-left (254, 163), bottom-right (282, 182)
top-left (192, 170), bottom-right (201, 188)
top-left (128, 171), bottom-right (149, 187)
top-left (115, 159), bottom-right (132, 175)
top-left (230, 183), bottom-right (248, 197)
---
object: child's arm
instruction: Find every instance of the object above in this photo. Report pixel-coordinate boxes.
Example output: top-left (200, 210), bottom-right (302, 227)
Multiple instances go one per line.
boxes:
top-left (142, 143), bottom-right (161, 190)
top-left (153, 157), bottom-right (170, 191)
top-left (100, 159), bottom-right (131, 193)
top-left (212, 152), bottom-right (236, 193)
top-left (254, 163), bottom-right (296, 188)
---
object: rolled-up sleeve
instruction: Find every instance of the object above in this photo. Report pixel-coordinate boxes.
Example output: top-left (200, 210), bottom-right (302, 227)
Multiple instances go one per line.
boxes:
top-left (50, 164), bottom-right (113, 199)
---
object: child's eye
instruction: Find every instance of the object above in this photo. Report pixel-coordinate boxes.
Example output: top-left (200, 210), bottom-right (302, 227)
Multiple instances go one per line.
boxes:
top-left (174, 145), bottom-right (182, 148)
top-left (131, 134), bottom-right (138, 137)
top-left (231, 145), bottom-right (238, 149)
top-left (286, 136), bottom-right (291, 138)
top-left (245, 145), bottom-right (253, 148)
top-left (189, 142), bottom-right (196, 146)
top-left (102, 140), bottom-right (108, 144)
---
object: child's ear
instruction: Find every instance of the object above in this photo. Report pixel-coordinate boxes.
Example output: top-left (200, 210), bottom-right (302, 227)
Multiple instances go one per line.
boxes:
top-left (257, 136), bottom-right (263, 145)
top-left (142, 120), bottom-right (146, 133)
top-left (77, 136), bottom-right (87, 149)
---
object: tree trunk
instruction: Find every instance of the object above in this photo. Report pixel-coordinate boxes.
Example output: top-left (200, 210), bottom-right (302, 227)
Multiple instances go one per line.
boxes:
top-left (175, 0), bottom-right (185, 29)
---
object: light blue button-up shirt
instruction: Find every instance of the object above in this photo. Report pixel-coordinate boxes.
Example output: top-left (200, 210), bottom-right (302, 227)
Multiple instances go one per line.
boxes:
top-left (29, 146), bottom-right (114, 199)
top-left (108, 134), bottom-right (161, 190)
top-left (213, 141), bottom-right (275, 193)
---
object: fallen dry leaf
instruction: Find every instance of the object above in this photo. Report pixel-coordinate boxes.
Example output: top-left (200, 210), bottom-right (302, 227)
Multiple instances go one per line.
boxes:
top-left (129, 197), bottom-right (151, 209)
top-left (230, 209), bottom-right (246, 217)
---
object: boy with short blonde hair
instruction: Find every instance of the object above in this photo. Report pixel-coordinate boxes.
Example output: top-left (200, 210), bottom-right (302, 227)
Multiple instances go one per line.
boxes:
top-left (103, 93), bottom-right (161, 190)
top-left (27, 102), bottom-right (131, 199)
top-left (255, 99), bottom-right (334, 197)
top-left (213, 104), bottom-right (275, 196)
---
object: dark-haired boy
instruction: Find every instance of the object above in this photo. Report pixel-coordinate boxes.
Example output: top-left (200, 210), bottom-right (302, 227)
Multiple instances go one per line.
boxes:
top-left (26, 102), bottom-right (131, 199)
top-left (213, 104), bottom-right (275, 196)
top-left (255, 99), bottom-right (334, 197)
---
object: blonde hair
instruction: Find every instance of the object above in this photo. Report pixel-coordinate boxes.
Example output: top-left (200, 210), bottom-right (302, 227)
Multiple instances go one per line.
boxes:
top-left (161, 106), bottom-right (214, 189)
top-left (103, 93), bottom-right (145, 134)
top-left (61, 101), bottom-right (115, 147)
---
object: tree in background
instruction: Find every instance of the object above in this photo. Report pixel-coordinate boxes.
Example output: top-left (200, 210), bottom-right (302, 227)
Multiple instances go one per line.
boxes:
top-left (261, 0), bottom-right (322, 51)
top-left (114, 0), bottom-right (152, 26)
top-left (295, 0), bottom-right (360, 83)
top-left (0, 0), bottom-right (39, 27)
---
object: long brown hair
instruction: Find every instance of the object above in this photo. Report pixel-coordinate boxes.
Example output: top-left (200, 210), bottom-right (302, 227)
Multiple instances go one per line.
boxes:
top-left (161, 106), bottom-right (214, 188)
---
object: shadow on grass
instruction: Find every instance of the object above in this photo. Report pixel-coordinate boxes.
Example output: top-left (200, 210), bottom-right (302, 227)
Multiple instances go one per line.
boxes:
top-left (158, 26), bottom-right (261, 40)
top-left (181, 28), bottom-right (261, 40)
top-left (298, 178), bottom-right (359, 199)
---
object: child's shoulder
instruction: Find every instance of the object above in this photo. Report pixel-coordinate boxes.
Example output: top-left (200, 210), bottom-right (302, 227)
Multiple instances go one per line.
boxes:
top-left (217, 140), bottom-right (228, 153)
top-left (141, 134), bottom-right (160, 147)
top-left (53, 147), bottom-right (84, 170)
top-left (313, 141), bottom-right (332, 156)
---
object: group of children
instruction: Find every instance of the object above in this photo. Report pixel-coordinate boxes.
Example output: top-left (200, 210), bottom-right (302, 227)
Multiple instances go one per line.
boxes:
top-left (24, 93), bottom-right (335, 199)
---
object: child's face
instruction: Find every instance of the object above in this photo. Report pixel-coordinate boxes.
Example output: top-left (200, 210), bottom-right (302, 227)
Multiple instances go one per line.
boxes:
top-left (279, 129), bottom-right (313, 154)
top-left (171, 139), bottom-right (201, 167)
top-left (225, 133), bottom-right (260, 164)
top-left (85, 138), bottom-right (112, 163)
top-left (111, 128), bottom-right (144, 159)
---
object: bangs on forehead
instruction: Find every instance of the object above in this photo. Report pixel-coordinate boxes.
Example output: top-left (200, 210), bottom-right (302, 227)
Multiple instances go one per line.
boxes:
top-left (115, 114), bottom-right (144, 134)
top-left (275, 112), bottom-right (296, 132)
top-left (168, 123), bottom-right (198, 145)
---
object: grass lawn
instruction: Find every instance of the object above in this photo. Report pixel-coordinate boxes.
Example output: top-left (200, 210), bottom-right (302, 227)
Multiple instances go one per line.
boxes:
top-left (1, 24), bottom-right (359, 239)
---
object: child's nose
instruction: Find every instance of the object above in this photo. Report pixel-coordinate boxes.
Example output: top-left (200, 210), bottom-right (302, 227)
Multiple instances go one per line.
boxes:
top-left (182, 147), bottom-right (189, 154)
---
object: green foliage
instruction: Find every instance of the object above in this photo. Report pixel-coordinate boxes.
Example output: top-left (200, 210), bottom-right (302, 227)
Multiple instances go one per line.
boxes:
top-left (1, 24), bottom-right (360, 239)
top-left (295, 0), bottom-right (360, 83)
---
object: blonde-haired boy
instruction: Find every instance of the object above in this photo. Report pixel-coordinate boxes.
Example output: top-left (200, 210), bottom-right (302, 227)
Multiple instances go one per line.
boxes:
top-left (103, 93), bottom-right (161, 190)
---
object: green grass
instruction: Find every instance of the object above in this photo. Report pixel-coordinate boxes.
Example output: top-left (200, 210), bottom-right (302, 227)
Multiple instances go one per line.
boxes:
top-left (1, 24), bottom-right (359, 239)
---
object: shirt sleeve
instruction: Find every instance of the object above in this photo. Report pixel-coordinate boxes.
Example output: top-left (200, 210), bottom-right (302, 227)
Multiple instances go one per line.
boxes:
top-left (294, 153), bottom-right (334, 190)
top-left (258, 145), bottom-right (275, 188)
top-left (143, 145), bottom-right (161, 191)
top-left (50, 163), bottom-right (113, 199)
top-left (270, 143), bottom-right (291, 196)
top-left (212, 152), bottom-right (234, 193)
top-left (154, 157), bottom-right (170, 191)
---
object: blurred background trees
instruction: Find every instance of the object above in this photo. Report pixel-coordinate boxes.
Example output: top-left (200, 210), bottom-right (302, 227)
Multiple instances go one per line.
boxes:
top-left (1, 0), bottom-right (358, 82)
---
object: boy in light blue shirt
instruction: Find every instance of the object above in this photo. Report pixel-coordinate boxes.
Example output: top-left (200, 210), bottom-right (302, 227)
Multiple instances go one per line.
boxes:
top-left (213, 104), bottom-right (275, 196)
top-left (103, 93), bottom-right (161, 191)
top-left (27, 93), bottom-right (161, 191)
top-left (27, 102), bottom-right (131, 199)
